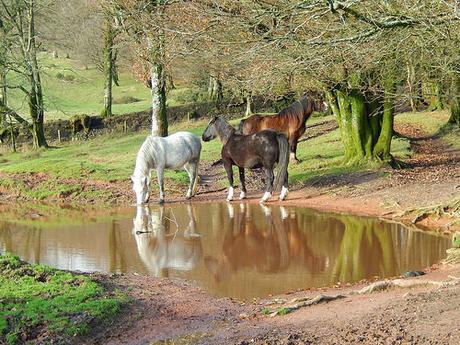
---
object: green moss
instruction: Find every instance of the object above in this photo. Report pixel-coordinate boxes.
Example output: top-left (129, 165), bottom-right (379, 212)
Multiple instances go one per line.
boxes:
top-left (0, 252), bottom-right (125, 344)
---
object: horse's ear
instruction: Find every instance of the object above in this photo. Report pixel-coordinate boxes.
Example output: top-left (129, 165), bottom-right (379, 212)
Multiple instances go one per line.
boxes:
top-left (130, 175), bottom-right (135, 182)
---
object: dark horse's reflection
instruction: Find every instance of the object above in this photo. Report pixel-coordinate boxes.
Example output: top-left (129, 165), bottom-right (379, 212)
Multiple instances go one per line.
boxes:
top-left (205, 203), bottom-right (327, 282)
top-left (132, 205), bottom-right (202, 277)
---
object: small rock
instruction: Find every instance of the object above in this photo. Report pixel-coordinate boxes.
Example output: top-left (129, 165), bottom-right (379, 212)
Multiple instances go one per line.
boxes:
top-left (402, 271), bottom-right (425, 278)
top-left (238, 313), bottom-right (249, 320)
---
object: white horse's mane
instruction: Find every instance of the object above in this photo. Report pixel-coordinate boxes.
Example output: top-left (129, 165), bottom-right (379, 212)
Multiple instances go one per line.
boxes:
top-left (133, 136), bottom-right (160, 178)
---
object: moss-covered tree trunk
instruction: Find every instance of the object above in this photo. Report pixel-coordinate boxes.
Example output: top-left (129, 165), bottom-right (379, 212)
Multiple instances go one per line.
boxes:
top-left (422, 81), bottom-right (445, 111)
top-left (448, 74), bottom-right (460, 127)
top-left (327, 84), bottom-right (395, 164)
top-left (101, 20), bottom-right (115, 118)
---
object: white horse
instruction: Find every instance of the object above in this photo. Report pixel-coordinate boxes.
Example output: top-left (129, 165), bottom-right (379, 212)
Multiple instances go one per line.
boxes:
top-left (132, 132), bottom-right (201, 204)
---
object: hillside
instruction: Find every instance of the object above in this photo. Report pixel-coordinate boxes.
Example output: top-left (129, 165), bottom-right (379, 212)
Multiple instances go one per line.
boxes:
top-left (5, 52), bottom-right (202, 121)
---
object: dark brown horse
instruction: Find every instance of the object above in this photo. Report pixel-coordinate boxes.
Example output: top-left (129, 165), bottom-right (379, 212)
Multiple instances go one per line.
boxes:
top-left (202, 116), bottom-right (289, 203)
top-left (239, 94), bottom-right (328, 162)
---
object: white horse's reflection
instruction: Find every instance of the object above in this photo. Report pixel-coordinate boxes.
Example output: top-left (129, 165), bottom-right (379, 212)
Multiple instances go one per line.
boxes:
top-left (132, 205), bottom-right (202, 277)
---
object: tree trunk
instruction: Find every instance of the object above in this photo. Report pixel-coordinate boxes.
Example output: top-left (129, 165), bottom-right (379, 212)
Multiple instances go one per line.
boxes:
top-left (448, 74), bottom-right (460, 127)
top-left (423, 81), bottom-right (445, 111)
top-left (207, 75), bottom-right (215, 99)
top-left (327, 86), bottom-right (394, 165)
top-left (29, 86), bottom-right (47, 148)
top-left (28, 0), bottom-right (47, 148)
top-left (244, 91), bottom-right (253, 116)
top-left (0, 71), bottom-right (6, 106)
top-left (0, 71), bottom-right (6, 129)
top-left (101, 19), bottom-right (115, 117)
top-left (213, 77), bottom-right (223, 107)
top-left (373, 80), bottom-right (395, 160)
top-left (150, 62), bottom-right (168, 136)
top-left (148, 1), bottom-right (168, 138)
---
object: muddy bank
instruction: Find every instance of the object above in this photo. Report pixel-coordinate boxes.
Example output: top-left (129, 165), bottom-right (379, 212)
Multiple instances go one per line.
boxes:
top-left (77, 263), bottom-right (460, 344)
top-left (0, 169), bottom-right (458, 233)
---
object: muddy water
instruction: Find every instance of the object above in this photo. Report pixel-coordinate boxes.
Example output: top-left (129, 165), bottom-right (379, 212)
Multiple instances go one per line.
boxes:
top-left (0, 203), bottom-right (451, 300)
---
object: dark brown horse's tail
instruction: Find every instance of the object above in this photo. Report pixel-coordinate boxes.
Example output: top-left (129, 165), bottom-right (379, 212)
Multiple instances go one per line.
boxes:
top-left (274, 133), bottom-right (289, 192)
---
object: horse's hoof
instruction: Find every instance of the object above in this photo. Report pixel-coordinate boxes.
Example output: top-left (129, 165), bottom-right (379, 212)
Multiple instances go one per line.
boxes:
top-left (159, 199), bottom-right (165, 204)
top-left (279, 187), bottom-right (289, 201)
top-left (239, 191), bottom-right (246, 200)
top-left (226, 198), bottom-right (233, 202)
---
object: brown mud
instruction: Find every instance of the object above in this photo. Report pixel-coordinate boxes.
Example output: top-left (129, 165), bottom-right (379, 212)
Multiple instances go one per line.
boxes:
top-left (78, 264), bottom-right (460, 345)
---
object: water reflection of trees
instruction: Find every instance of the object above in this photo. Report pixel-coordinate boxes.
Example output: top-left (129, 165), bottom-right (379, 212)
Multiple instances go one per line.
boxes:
top-left (331, 216), bottom-right (450, 282)
top-left (132, 205), bottom-right (202, 278)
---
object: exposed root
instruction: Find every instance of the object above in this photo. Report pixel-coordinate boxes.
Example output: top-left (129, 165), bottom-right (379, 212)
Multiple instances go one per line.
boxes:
top-left (393, 197), bottom-right (460, 224)
top-left (353, 276), bottom-right (460, 294)
top-left (265, 294), bottom-right (345, 317)
top-left (264, 276), bottom-right (460, 317)
top-left (443, 248), bottom-right (460, 265)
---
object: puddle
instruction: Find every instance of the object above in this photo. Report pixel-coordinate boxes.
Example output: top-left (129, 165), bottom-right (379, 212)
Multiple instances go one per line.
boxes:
top-left (0, 203), bottom-right (451, 300)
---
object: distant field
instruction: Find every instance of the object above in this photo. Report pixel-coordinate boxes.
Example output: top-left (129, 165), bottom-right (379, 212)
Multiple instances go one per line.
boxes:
top-left (6, 52), bottom-right (203, 121)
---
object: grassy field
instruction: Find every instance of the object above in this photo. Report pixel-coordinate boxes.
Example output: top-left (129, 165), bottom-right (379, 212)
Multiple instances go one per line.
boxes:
top-left (6, 52), bottom-right (202, 121)
top-left (0, 252), bottom-right (124, 344)
top-left (0, 111), bottom-right (424, 202)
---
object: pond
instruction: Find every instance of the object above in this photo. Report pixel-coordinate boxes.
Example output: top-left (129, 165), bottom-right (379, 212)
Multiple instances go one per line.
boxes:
top-left (0, 202), bottom-right (451, 300)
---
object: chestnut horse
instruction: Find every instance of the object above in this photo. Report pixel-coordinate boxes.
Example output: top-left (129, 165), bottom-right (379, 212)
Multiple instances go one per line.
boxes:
top-left (239, 94), bottom-right (328, 162)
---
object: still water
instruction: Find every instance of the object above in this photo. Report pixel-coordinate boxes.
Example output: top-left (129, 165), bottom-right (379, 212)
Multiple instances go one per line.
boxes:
top-left (0, 203), bottom-right (451, 300)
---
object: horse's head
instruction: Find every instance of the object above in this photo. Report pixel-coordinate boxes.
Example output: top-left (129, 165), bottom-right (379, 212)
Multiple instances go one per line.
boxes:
top-left (131, 174), bottom-right (151, 204)
top-left (300, 92), bottom-right (329, 114)
top-left (202, 116), bottom-right (219, 142)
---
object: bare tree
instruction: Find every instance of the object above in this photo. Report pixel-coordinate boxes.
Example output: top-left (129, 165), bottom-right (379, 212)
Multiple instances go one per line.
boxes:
top-left (0, 0), bottom-right (48, 148)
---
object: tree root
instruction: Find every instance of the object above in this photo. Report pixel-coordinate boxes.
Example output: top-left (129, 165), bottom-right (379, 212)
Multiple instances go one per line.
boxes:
top-left (264, 276), bottom-right (460, 317)
top-left (443, 248), bottom-right (460, 265)
top-left (267, 294), bottom-right (345, 317)
top-left (352, 276), bottom-right (460, 294)
top-left (393, 197), bottom-right (460, 224)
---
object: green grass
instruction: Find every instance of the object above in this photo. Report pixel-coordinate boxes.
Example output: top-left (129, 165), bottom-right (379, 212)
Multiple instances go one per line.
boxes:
top-left (395, 110), bottom-right (459, 149)
top-left (0, 252), bottom-right (125, 344)
top-left (395, 110), bottom-right (449, 134)
top-left (6, 52), bottom-right (203, 121)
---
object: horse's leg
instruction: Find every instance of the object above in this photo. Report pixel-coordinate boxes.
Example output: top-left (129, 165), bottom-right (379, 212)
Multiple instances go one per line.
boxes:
top-left (239, 167), bottom-right (247, 199)
top-left (156, 167), bottom-right (165, 204)
top-left (184, 162), bottom-right (197, 199)
top-left (280, 170), bottom-right (289, 201)
top-left (260, 167), bottom-right (274, 203)
top-left (224, 161), bottom-right (234, 201)
top-left (289, 135), bottom-right (300, 163)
